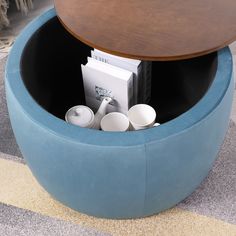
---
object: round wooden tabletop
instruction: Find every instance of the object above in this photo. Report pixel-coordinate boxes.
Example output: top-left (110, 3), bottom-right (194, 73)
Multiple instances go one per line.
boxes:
top-left (54, 0), bottom-right (236, 61)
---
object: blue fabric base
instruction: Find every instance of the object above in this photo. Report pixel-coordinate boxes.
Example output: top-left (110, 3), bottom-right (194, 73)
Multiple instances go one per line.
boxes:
top-left (5, 9), bottom-right (234, 218)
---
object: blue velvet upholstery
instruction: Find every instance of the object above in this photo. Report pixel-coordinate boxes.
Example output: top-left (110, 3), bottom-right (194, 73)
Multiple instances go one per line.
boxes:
top-left (5, 9), bottom-right (234, 218)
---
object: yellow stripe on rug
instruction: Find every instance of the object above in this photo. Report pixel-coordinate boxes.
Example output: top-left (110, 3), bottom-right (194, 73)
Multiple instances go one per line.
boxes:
top-left (0, 158), bottom-right (235, 236)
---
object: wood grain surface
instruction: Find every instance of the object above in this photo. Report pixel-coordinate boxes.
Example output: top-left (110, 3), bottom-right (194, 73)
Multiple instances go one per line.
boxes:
top-left (54, 0), bottom-right (236, 61)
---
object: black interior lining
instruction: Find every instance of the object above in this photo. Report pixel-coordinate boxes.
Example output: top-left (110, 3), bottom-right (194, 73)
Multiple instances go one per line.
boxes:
top-left (20, 17), bottom-right (218, 124)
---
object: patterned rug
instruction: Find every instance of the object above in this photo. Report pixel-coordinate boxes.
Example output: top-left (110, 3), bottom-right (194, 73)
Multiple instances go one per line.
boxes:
top-left (1, 56), bottom-right (236, 235)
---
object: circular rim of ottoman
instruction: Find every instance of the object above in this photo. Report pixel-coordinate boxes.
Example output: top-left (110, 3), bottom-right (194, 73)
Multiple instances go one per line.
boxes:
top-left (5, 8), bottom-right (233, 147)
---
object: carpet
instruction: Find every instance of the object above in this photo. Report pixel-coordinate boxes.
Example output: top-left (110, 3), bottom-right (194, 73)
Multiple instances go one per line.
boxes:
top-left (1, 56), bottom-right (236, 235)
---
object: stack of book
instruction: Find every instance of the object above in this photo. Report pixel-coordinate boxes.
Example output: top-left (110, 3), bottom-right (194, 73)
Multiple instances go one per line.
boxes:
top-left (81, 49), bottom-right (152, 114)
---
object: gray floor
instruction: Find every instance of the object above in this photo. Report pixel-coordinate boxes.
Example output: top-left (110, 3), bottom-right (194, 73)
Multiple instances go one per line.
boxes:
top-left (0, 203), bottom-right (109, 236)
top-left (0, 57), bottom-right (22, 157)
top-left (178, 120), bottom-right (236, 224)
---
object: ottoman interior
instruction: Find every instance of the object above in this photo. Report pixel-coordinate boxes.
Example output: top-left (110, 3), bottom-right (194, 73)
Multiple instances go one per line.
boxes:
top-left (20, 17), bottom-right (218, 124)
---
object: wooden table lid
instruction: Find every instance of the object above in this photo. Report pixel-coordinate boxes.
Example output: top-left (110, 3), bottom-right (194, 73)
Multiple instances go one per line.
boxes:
top-left (54, 0), bottom-right (236, 61)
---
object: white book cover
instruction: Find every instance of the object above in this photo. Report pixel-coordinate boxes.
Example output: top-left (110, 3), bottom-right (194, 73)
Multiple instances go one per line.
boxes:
top-left (91, 49), bottom-right (142, 105)
top-left (94, 49), bottom-right (141, 66)
top-left (81, 58), bottom-right (133, 115)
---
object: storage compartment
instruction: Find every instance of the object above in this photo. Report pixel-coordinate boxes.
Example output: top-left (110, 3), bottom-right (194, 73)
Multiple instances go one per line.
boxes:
top-left (7, 9), bottom-right (234, 219)
top-left (21, 17), bottom-right (218, 124)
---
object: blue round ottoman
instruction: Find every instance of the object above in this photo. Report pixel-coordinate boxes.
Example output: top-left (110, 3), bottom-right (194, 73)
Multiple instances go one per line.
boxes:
top-left (5, 9), bottom-right (234, 219)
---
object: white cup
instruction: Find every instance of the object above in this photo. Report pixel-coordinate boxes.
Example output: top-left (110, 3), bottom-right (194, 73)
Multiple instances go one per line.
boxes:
top-left (101, 112), bottom-right (130, 132)
top-left (128, 104), bottom-right (159, 130)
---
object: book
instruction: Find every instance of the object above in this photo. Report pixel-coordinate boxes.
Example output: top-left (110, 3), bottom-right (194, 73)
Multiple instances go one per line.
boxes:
top-left (91, 49), bottom-right (152, 104)
top-left (81, 58), bottom-right (134, 115)
top-left (91, 49), bottom-right (142, 105)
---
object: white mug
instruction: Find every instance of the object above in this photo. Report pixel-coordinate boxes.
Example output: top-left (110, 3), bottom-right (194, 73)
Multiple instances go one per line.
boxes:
top-left (101, 112), bottom-right (130, 132)
top-left (128, 104), bottom-right (159, 130)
